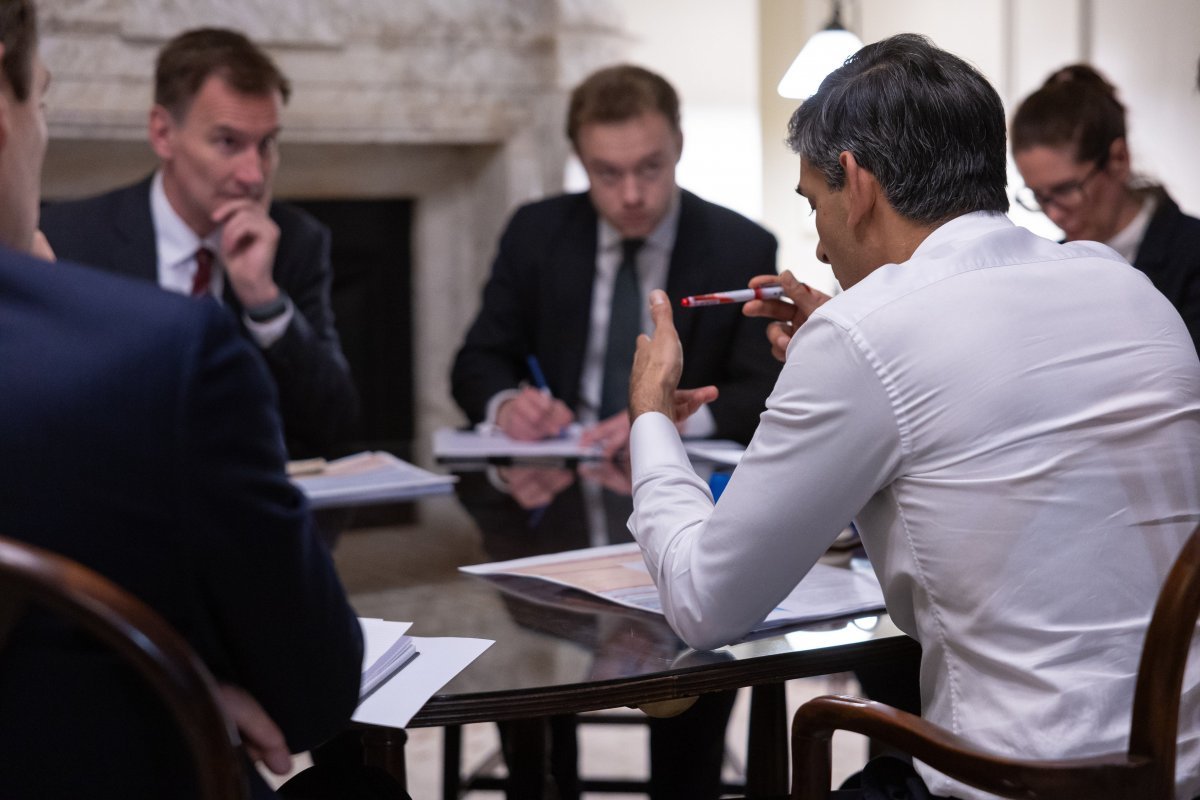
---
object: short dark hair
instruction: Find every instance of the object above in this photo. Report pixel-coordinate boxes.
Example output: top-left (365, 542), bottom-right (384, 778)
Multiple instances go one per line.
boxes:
top-left (0, 0), bottom-right (36, 102)
top-left (1011, 64), bottom-right (1124, 167)
top-left (567, 64), bottom-right (680, 147)
top-left (787, 33), bottom-right (1009, 224)
top-left (155, 27), bottom-right (291, 120)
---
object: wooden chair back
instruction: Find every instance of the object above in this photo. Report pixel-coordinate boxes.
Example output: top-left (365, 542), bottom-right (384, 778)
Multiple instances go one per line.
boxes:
top-left (792, 522), bottom-right (1200, 799)
top-left (0, 535), bottom-right (249, 800)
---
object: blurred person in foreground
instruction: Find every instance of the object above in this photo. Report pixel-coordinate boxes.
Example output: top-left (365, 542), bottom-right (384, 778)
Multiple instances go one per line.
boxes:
top-left (0, 3), bottom-right (383, 797)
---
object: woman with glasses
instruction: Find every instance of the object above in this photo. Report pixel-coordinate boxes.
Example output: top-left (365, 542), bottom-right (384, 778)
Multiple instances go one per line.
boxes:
top-left (1012, 64), bottom-right (1200, 352)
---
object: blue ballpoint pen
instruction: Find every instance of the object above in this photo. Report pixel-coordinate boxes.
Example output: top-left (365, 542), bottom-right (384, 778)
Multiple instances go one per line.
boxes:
top-left (525, 355), bottom-right (551, 395)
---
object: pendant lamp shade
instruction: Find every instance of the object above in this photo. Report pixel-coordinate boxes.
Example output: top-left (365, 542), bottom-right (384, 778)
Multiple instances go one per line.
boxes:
top-left (777, 3), bottom-right (863, 99)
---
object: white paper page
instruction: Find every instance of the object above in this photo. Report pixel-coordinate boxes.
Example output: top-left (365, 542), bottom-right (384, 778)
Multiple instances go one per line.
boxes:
top-left (358, 618), bottom-right (413, 672)
top-left (352, 636), bottom-right (494, 728)
top-left (433, 426), bottom-right (604, 460)
top-left (461, 542), bottom-right (885, 633)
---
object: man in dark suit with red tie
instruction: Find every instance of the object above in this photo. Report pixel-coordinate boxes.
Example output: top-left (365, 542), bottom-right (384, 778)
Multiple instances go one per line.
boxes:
top-left (40, 27), bottom-right (357, 458)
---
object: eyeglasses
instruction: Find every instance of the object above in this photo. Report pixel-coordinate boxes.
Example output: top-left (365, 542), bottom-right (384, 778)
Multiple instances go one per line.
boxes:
top-left (1015, 161), bottom-right (1105, 213)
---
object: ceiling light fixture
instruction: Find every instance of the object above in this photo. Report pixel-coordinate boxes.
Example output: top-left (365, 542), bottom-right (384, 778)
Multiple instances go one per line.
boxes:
top-left (777, 0), bottom-right (863, 99)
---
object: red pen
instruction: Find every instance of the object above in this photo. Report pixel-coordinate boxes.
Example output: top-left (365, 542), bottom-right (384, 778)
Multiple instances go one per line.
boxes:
top-left (680, 285), bottom-right (785, 307)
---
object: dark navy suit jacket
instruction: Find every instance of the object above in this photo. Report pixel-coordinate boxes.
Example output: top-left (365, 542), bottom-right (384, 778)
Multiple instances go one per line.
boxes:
top-left (0, 247), bottom-right (363, 798)
top-left (1134, 188), bottom-right (1200, 357)
top-left (451, 190), bottom-right (782, 445)
top-left (40, 176), bottom-right (359, 457)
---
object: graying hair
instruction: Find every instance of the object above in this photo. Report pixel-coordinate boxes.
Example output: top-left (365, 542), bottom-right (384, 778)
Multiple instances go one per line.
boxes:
top-left (787, 33), bottom-right (1009, 224)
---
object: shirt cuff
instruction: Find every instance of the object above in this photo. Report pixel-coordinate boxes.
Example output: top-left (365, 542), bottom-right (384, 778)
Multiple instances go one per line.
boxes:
top-left (483, 388), bottom-right (522, 429)
top-left (630, 411), bottom-right (693, 482)
top-left (243, 299), bottom-right (294, 348)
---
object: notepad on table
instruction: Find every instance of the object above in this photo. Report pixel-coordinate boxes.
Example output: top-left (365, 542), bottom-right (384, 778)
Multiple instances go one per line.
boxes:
top-left (289, 451), bottom-right (457, 508)
top-left (358, 618), bottom-right (419, 700)
top-left (353, 618), bottom-right (494, 728)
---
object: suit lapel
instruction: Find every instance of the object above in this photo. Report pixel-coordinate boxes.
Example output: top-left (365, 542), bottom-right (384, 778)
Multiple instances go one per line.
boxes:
top-left (665, 191), bottom-right (706, 348)
top-left (111, 178), bottom-right (162, 283)
top-left (547, 197), bottom-right (598, 409)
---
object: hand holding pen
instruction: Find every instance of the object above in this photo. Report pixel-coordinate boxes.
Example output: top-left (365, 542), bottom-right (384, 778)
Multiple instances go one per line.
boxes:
top-left (740, 271), bottom-right (831, 362)
top-left (495, 355), bottom-right (574, 441)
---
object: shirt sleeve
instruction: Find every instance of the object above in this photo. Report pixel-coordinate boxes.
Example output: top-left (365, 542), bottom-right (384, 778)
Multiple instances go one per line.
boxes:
top-left (628, 315), bottom-right (904, 650)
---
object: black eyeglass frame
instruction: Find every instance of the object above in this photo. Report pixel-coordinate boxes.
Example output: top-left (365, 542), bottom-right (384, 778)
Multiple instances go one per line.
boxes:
top-left (1015, 155), bottom-right (1109, 214)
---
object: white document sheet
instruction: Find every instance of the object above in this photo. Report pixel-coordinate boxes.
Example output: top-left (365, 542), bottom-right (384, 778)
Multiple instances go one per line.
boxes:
top-left (461, 542), bottom-right (884, 634)
top-left (433, 425), bottom-right (604, 460)
top-left (352, 635), bottom-right (494, 728)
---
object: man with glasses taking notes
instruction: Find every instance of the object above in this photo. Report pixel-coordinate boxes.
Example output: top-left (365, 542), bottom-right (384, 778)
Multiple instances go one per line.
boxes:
top-left (1013, 63), bottom-right (1200, 354)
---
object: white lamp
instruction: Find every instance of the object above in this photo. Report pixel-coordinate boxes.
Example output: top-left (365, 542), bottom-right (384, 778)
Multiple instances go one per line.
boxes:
top-left (777, 0), bottom-right (863, 99)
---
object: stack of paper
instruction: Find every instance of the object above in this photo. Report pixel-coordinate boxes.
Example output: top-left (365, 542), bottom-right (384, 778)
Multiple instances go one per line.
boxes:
top-left (289, 451), bottom-right (456, 508)
top-left (359, 622), bottom-right (419, 699)
top-left (353, 617), bottom-right (494, 728)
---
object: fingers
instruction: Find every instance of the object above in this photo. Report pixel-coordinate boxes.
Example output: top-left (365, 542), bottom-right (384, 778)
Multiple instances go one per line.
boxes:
top-left (629, 291), bottom-right (685, 421)
top-left (214, 200), bottom-right (281, 307)
top-left (217, 684), bottom-right (292, 776)
top-left (30, 230), bottom-right (55, 261)
top-left (673, 386), bottom-right (718, 422)
top-left (501, 465), bottom-right (575, 508)
top-left (766, 321), bottom-right (792, 362)
top-left (219, 203), bottom-right (279, 258)
top-left (780, 270), bottom-right (831, 317)
top-left (578, 458), bottom-right (633, 495)
top-left (498, 387), bottom-right (574, 440)
top-left (747, 271), bottom-right (833, 362)
top-left (211, 197), bottom-right (269, 226)
top-left (580, 413), bottom-right (632, 460)
top-left (647, 288), bottom-right (675, 333)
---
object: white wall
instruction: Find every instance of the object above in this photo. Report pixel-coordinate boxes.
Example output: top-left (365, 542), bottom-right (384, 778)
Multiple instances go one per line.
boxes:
top-left (579, 1), bottom-right (1200, 293)
top-left (759, 0), bottom-right (1200, 289)
top-left (567, 0), bottom-right (764, 224)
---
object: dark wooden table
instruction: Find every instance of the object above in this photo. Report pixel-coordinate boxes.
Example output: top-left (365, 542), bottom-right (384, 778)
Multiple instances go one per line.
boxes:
top-left (326, 464), bottom-right (917, 798)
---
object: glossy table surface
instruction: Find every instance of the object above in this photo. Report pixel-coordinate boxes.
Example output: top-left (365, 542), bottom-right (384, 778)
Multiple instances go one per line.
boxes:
top-left (326, 462), bottom-right (917, 729)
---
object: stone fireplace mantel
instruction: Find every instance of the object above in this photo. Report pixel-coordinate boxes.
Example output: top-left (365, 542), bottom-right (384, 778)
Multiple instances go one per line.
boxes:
top-left (38, 0), bottom-right (631, 460)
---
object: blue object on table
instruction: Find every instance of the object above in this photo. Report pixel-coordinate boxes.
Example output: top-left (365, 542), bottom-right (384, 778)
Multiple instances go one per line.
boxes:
top-left (708, 470), bottom-right (732, 502)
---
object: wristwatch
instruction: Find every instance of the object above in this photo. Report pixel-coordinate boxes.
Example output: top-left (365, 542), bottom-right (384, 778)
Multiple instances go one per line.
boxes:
top-left (244, 293), bottom-right (291, 323)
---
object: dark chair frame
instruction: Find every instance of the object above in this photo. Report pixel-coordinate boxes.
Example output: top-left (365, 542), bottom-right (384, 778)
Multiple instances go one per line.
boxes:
top-left (791, 522), bottom-right (1200, 799)
top-left (0, 535), bottom-right (249, 800)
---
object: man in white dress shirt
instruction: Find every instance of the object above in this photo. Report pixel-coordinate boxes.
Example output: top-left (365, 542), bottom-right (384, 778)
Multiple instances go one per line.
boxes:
top-left (627, 33), bottom-right (1200, 800)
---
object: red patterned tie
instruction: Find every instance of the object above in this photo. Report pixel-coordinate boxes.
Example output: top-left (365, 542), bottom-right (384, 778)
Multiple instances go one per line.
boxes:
top-left (191, 247), bottom-right (213, 297)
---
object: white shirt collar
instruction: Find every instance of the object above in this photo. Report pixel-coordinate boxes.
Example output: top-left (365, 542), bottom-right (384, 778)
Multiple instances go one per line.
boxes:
top-left (151, 171), bottom-right (223, 296)
top-left (908, 211), bottom-right (1013, 262)
top-left (597, 187), bottom-right (682, 255)
top-left (1106, 193), bottom-right (1156, 264)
